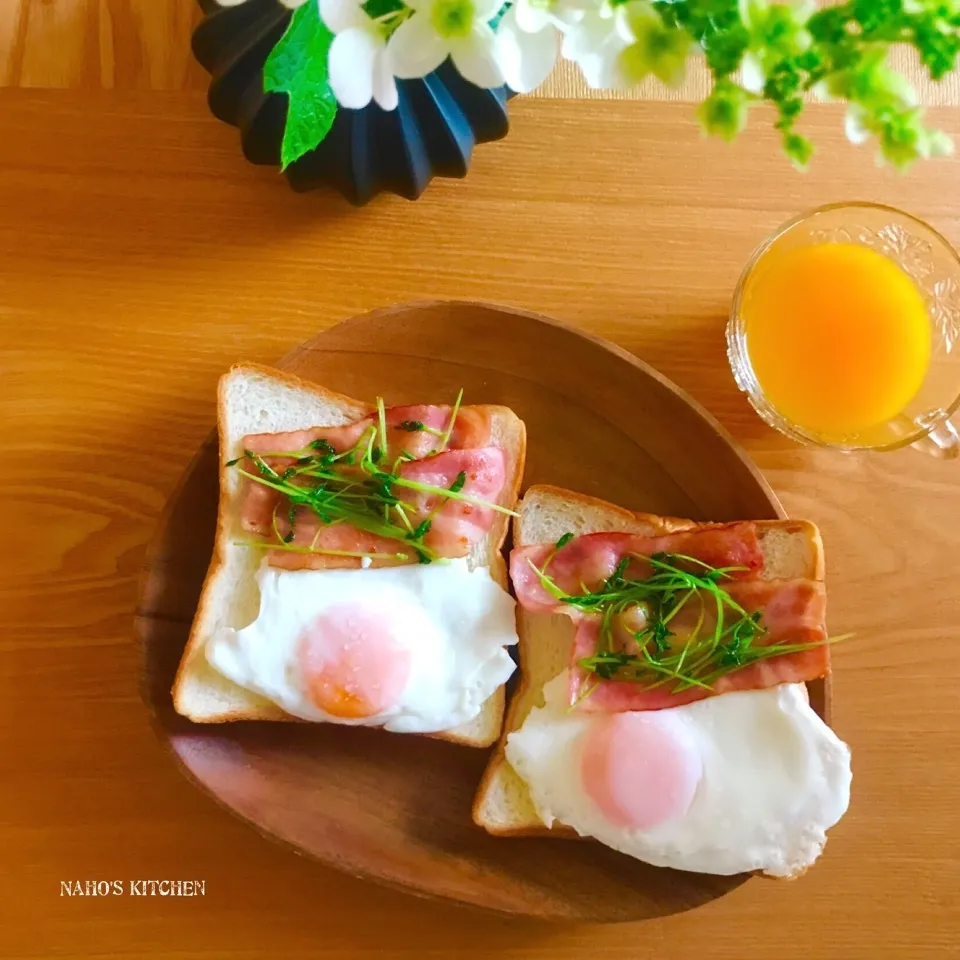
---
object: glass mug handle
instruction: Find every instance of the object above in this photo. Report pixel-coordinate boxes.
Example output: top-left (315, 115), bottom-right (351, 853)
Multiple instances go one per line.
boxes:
top-left (913, 418), bottom-right (960, 460)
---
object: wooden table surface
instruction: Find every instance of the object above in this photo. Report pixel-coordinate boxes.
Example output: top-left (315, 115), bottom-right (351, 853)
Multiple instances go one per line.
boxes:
top-left (3, 5), bottom-right (960, 960)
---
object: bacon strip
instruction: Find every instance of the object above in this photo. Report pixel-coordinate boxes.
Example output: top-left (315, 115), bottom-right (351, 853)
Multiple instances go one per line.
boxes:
top-left (240, 421), bottom-right (372, 539)
top-left (511, 526), bottom-right (827, 712)
top-left (568, 578), bottom-right (828, 711)
top-left (266, 447), bottom-right (506, 570)
top-left (402, 447), bottom-right (505, 558)
top-left (239, 405), bottom-right (492, 539)
top-left (385, 404), bottom-right (491, 459)
top-left (234, 403), bottom-right (504, 570)
top-left (510, 523), bottom-right (764, 614)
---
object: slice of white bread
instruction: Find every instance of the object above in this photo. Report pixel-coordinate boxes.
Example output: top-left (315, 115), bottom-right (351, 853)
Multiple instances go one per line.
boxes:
top-left (473, 484), bottom-right (824, 834)
top-left (172, 363), bottom-right (526, 747)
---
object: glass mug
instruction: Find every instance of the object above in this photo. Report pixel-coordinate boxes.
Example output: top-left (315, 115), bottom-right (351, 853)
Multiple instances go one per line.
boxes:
top-left (727, 202), bottom-right (960, 459)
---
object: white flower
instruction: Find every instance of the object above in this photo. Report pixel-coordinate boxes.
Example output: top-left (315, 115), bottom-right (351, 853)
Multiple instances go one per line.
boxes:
top-left (740, 51), bottom-right (765, 95)
top-left (738, 0), bottom-right (814, 30)
top-left (614, 1), bottom-right (692, 87)
top-left (322, 0), bottom-right (399, 110)
top-left (811, 80), bottom-right (833, 102)
top-left (560, 6), bottom-right (626, 89)
top-left (562, 0), bottom-right (692, 89)
top-left (387, 0), bottom-right (505, 89)
top-left (844, 106), bottom-right (871, 146)
top-left (923, 129), bottom-right (955, 158)
top-left (495, 0), bottom-right (580, 94)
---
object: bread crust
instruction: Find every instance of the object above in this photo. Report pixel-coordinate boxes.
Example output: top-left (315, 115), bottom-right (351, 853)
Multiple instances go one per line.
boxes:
top-left (171, 364), bottom-right (370, 721)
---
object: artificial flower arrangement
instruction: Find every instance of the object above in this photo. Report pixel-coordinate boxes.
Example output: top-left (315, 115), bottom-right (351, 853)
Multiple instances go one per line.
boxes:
top-left (215, 0), bottom-right (960, 174)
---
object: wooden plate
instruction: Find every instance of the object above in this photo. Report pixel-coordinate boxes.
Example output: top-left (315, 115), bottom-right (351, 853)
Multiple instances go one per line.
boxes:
top-left (138, 301), bottom-right (814, 922)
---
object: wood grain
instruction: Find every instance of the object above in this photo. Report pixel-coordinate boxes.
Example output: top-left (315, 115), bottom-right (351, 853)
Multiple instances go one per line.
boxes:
top-left (2, 93), bottom-right (960, 956)
top-left (4, 0), bottom-right (960, 106)
top-left (1, 1), bottom-right (205, 90)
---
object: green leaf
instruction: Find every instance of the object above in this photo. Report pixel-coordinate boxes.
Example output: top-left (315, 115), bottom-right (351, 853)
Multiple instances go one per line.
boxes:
top-left (263, 3), bottom-right (338, 171)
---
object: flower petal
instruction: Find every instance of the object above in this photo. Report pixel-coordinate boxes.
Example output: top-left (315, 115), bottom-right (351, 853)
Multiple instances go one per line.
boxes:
top-left (329, 29), bottom-right (378, 109)
top-left (577, 52), bottom-right (615, 88)
top-left (450, 24), bottom-right (504, 88)
top-left (923, 129), bottom-right (954, 158)
top-left (561, 10), bottom-right (615, 63)
top-left (562, 7), bottom-right (630, 89)
top-left (573, 24), bottom-right (630, 90)
top-left (514, 0), bottom-right (551, 34)
top-left (387, 14), bottom-right (449, 79)
top-left (551, 0), bottom-right (587, 29)
top-left (320, 0), bottom-right (367, 33)
top-left (373, 51), bottom-right (400, 110)
top-left (740, 51), bottom-right (765, 95)
top-left (614, 3), bottom-right (639, 43)
top-left (844, 106), bottom-right (871, 146)
top-left (810, 80), bottom-right (833, 102)
top-left (495, 7), bottom-right (558, 94)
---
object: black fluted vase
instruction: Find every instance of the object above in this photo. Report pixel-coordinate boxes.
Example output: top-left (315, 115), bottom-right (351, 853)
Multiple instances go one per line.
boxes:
top-left (193, 0), bottom-right (513, 203)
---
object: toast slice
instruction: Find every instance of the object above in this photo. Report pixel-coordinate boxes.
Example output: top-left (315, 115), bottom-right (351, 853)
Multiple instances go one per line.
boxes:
top-left (473, 484), bottom-right (824, 834)
top-left (172, 363), bottom-right (526, 747)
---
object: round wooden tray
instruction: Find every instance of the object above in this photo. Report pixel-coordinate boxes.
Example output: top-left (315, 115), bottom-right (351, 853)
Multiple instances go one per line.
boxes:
top-left (138, 301), bottom-right (813, 922)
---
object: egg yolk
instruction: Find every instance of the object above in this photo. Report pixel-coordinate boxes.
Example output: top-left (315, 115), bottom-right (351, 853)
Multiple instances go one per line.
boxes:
top-left (297, 603), bottom-right (412, 719)
top-left (580, 713), bottom-right (702, 830)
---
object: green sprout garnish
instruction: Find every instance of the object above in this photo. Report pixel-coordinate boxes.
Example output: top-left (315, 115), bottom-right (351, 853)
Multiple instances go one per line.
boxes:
top-left (228, 390), bottom-right (513, 564)
top-left (528, 551), bottom-right (848, 698)
top-left (236, 538), bottom-right (410, 563)
top-left (310, 438), bottom-right (336, 455)
top-left (395, 419), bottom-right (444, 438)
top-left (437, 387), bottom-right (463, 453)
top-left (409, 519), bottom-right (432, 541)
top-left (376, 397), bottom-right (388, 461)
top-left (556, 532), bottom-right (575, 549)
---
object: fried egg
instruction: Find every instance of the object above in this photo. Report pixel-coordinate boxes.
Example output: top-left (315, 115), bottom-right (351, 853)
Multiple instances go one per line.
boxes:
top-left (206, 559), bottom-right (518, 733)
top-left (505, 672), bottom-right (851, 877)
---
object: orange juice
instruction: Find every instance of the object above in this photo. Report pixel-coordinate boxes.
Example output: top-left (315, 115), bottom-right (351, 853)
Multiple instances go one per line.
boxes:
top-left (742, 242), bottom-right (931, 441)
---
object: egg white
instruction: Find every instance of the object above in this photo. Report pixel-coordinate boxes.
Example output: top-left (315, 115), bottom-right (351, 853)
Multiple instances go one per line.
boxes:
top-left (205, 559), bottom-right (518, 733)
top-left (505, 672), bottom-right (852, 877)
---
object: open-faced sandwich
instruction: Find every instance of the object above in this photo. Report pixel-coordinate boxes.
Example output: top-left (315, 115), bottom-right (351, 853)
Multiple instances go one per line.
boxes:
top-left (172, 364), bottom-right (526, 747)
top-left (474, 485), bottom-right (852, 878)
